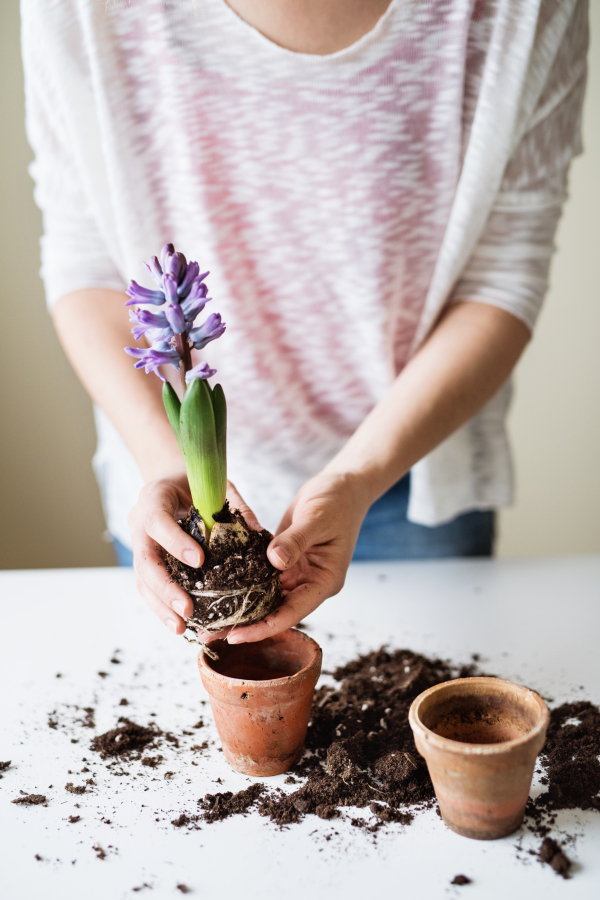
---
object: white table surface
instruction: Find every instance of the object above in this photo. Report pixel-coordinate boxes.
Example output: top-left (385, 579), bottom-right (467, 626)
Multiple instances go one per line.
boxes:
top-left (1, 557), bottom-right (599, 900)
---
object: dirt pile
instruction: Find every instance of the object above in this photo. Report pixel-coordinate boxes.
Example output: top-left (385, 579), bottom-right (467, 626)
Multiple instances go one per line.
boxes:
top-left (191, 645), bottom-right (600, 869)
top-left (90, 718), bottom-right (162, 760)
top-left (197, 648), bottom-right (476, 827)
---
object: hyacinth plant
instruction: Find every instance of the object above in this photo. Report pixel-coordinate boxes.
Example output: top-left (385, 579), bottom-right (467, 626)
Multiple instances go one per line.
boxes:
top-left (125, 243), bottom-right (227, 533)
top-left (124, 244), bottom-right (281, 642)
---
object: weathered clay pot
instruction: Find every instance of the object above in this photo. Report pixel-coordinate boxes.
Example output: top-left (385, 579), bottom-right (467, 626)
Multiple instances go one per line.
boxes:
top-left (409, 677), bottom-right (549, 840)
top-left (198, 629), bottom-right (322, 776)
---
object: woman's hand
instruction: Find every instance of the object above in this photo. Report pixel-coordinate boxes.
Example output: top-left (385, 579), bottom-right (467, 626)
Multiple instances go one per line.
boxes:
top-left (225, 471), bottom-right (372, 645)
top-left (129, 474), bottom-right (260, 635)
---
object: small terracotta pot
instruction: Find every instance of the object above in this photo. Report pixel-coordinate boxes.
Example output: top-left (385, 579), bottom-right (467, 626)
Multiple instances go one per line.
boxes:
top-left (198, 628), bottom-right (322, 776)
top-left (409, 677), bottom-right (549, 840)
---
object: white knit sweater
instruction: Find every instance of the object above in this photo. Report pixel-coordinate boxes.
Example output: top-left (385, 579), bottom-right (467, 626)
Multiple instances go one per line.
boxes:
top-left (22, 0), bottom-right (587, 544)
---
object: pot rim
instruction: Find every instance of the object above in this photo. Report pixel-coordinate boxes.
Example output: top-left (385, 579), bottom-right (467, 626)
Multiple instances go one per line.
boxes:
top-left (408, 676), bottom-right (550, 756)
top-left (197, 627), bottom-right (322, 688)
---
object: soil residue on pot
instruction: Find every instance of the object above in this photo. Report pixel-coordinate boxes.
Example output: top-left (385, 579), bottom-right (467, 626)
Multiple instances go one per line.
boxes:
top-left (165, 503), bottom-right (282, 634)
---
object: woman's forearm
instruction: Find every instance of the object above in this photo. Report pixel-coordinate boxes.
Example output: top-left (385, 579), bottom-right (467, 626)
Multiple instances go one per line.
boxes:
top-left (324, 300), bottom-right (530, 506)
top-left (52, 288), bottom-right (184, 482)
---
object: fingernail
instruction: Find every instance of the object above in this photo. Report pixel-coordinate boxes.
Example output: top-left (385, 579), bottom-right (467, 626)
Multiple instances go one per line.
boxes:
top-left (271, 546), bottom-right (290, 568)
top-left (172, 600), bottom-right (187, 617)
top-left (227, 633), bottom-right (241, 644)
top-left (183, 549), bottom-right (200, 567)
top-left (165, 617), bottom-right (178, 633)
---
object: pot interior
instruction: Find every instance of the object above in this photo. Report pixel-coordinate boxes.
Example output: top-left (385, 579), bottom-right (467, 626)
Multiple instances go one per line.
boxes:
top-left (420, 684), bottom-right (542, 745)
top-left (206, 632), bottom-right (315, 682)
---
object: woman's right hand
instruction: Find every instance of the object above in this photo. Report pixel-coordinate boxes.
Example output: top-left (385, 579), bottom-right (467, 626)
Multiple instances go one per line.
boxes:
top-left (128, 473), bottom-right (202, 635)
top-left (128, 475), bottom-right (264, 636)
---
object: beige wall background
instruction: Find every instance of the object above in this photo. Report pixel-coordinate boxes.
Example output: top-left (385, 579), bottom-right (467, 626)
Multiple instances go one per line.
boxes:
top-left (0, 2), bottom-right (598, 570)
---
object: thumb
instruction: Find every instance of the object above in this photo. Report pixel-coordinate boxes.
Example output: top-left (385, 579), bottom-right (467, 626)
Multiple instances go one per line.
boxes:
top-left (268, 511), bottom-right (324, 571)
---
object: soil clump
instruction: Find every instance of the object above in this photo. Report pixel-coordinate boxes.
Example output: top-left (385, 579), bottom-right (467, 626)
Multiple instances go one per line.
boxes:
top-left (530, 701), bottom-right (600, 818)
top-left (165, 504), bottom-right (282, 633)
top-left (538, 837), bottom-right (571, 877)
top-left (12, 793), bottom-right (47, 805)
top-left (198, 783), bottom-right (267, 823)
top-left (451, 874), bottom-right (472, 885)
top-left (90, 718), bottom-right (162, 760)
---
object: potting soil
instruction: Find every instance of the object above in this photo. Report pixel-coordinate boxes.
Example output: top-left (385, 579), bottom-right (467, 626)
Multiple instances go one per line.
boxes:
top-left (31, 645), bottom-right (600, 878)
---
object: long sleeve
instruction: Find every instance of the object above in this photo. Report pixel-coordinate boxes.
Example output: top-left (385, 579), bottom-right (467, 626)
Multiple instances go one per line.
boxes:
top-left (21, 0), bottom-right (126, 308)
top-left (451, 0), bottom-right (588, 331)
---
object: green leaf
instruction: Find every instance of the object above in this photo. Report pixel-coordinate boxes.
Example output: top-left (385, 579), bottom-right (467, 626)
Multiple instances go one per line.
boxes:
top-left (210, 383), bottom-right (227, 496)
top-left (180, 378), bottom-right (226, 531)
top-left (162, 381), bottom-right (182, 450)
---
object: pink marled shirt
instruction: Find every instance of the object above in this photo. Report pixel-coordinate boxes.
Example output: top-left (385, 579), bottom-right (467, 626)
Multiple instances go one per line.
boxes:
top-left (23, 0), bottom-right (587, 543)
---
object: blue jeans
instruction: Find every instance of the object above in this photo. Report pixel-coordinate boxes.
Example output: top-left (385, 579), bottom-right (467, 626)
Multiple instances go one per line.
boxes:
top-left (113, 474), bottom-right (494, 566)
top-left (352, 473), bottom-right (494, 560)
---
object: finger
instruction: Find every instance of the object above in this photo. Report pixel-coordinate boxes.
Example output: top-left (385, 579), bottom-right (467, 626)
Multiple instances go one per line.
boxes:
top-left (142, 487), bottom-right (204, 568)
top-left (195, 625), bottom-right (231, 644)
top-left (137, 578), bottom-right (187, 635)
top-left (227, 582), bottom-right (326, 644)
top-left (135, 542), bottom-right (194, 618)
top-left (267, 508), bottom-right (329, 572)
top-left (226, 480), bottom-right (263, 531)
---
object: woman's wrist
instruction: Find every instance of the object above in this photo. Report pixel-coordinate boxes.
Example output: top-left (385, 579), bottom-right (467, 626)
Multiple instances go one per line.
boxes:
top-left (318, 463), bottom-right (385, 518)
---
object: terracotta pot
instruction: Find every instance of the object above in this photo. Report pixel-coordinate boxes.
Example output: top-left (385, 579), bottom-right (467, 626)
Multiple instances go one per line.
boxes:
top-left (409, 677), bottom-right (549, 840)
top-left (198, 628), bottom-right (322, 776)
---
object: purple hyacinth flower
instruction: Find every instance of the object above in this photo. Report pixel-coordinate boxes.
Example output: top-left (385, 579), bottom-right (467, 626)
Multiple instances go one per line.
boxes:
top-left (177, 261), bottom-right (200, 299)
top-left (165, 301), bottom-right (186, 335)
top-left (160, 243), bottom-right (175, 269)
top-left (182, 295), bottom-right (210, 326)
top-left (189, 313), bottom-right (226, 350)
top-left (125, 341), bottom-right (180, 382)
top-left (128, 308), bottom-right (172, 341)
top-left (125, 280), bottom-right (165, 306)
top-left (144, 255), bottom-right (163, 287)
top-left (162, 273), bottom-right (179, 304)
top-left (165, 251), bottom-right (184, 283)
top-left (185, 361), bottom-right (217, 384)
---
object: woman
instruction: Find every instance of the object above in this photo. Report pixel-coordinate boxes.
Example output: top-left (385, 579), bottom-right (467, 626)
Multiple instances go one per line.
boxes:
top-left (22, 0), bottom-right (588, 644)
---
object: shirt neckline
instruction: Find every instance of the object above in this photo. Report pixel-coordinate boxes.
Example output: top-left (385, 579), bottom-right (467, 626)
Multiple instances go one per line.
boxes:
top-left (215, 0), bottom-right (403, 64)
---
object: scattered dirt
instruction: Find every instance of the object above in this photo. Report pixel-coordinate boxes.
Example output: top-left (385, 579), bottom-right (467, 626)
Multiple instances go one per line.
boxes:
top-left (177, 886), bottom-right (191, 894)
top-left (198, 783), bottom-right (267, 823)
top-left (538, 838), bottom-right (571, 878)
top-left (451, 874), bottom-right (472, 885)
top-left (165, 504), bottom-right (282, 631)
top-left (77, 708), bottom-right (96, 729)
top-left (34, 642), bottom-right (600, 883)
top-left (93, 844), bottom-right (106, 860)
top-left (90, 718), bottom-right (162, 760)
top-left (12, 793), bottom-right (47, 805)
top-left (188, 645), bottom-right (600, 869)
top-left (141, 756), bottom-right (164, 768)
top-left (68, 815), bottom-right (81, 823)
top-left (0, 760), bottom-right (11, 778)
top-left (531, 702), bottom-right (600, 816)
top-left (65, 783), bottom-right (87, 795)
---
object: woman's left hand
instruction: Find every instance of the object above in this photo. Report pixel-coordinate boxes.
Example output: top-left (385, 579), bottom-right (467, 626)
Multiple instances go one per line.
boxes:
top-left (224, 471), bottom-right (371, 644)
